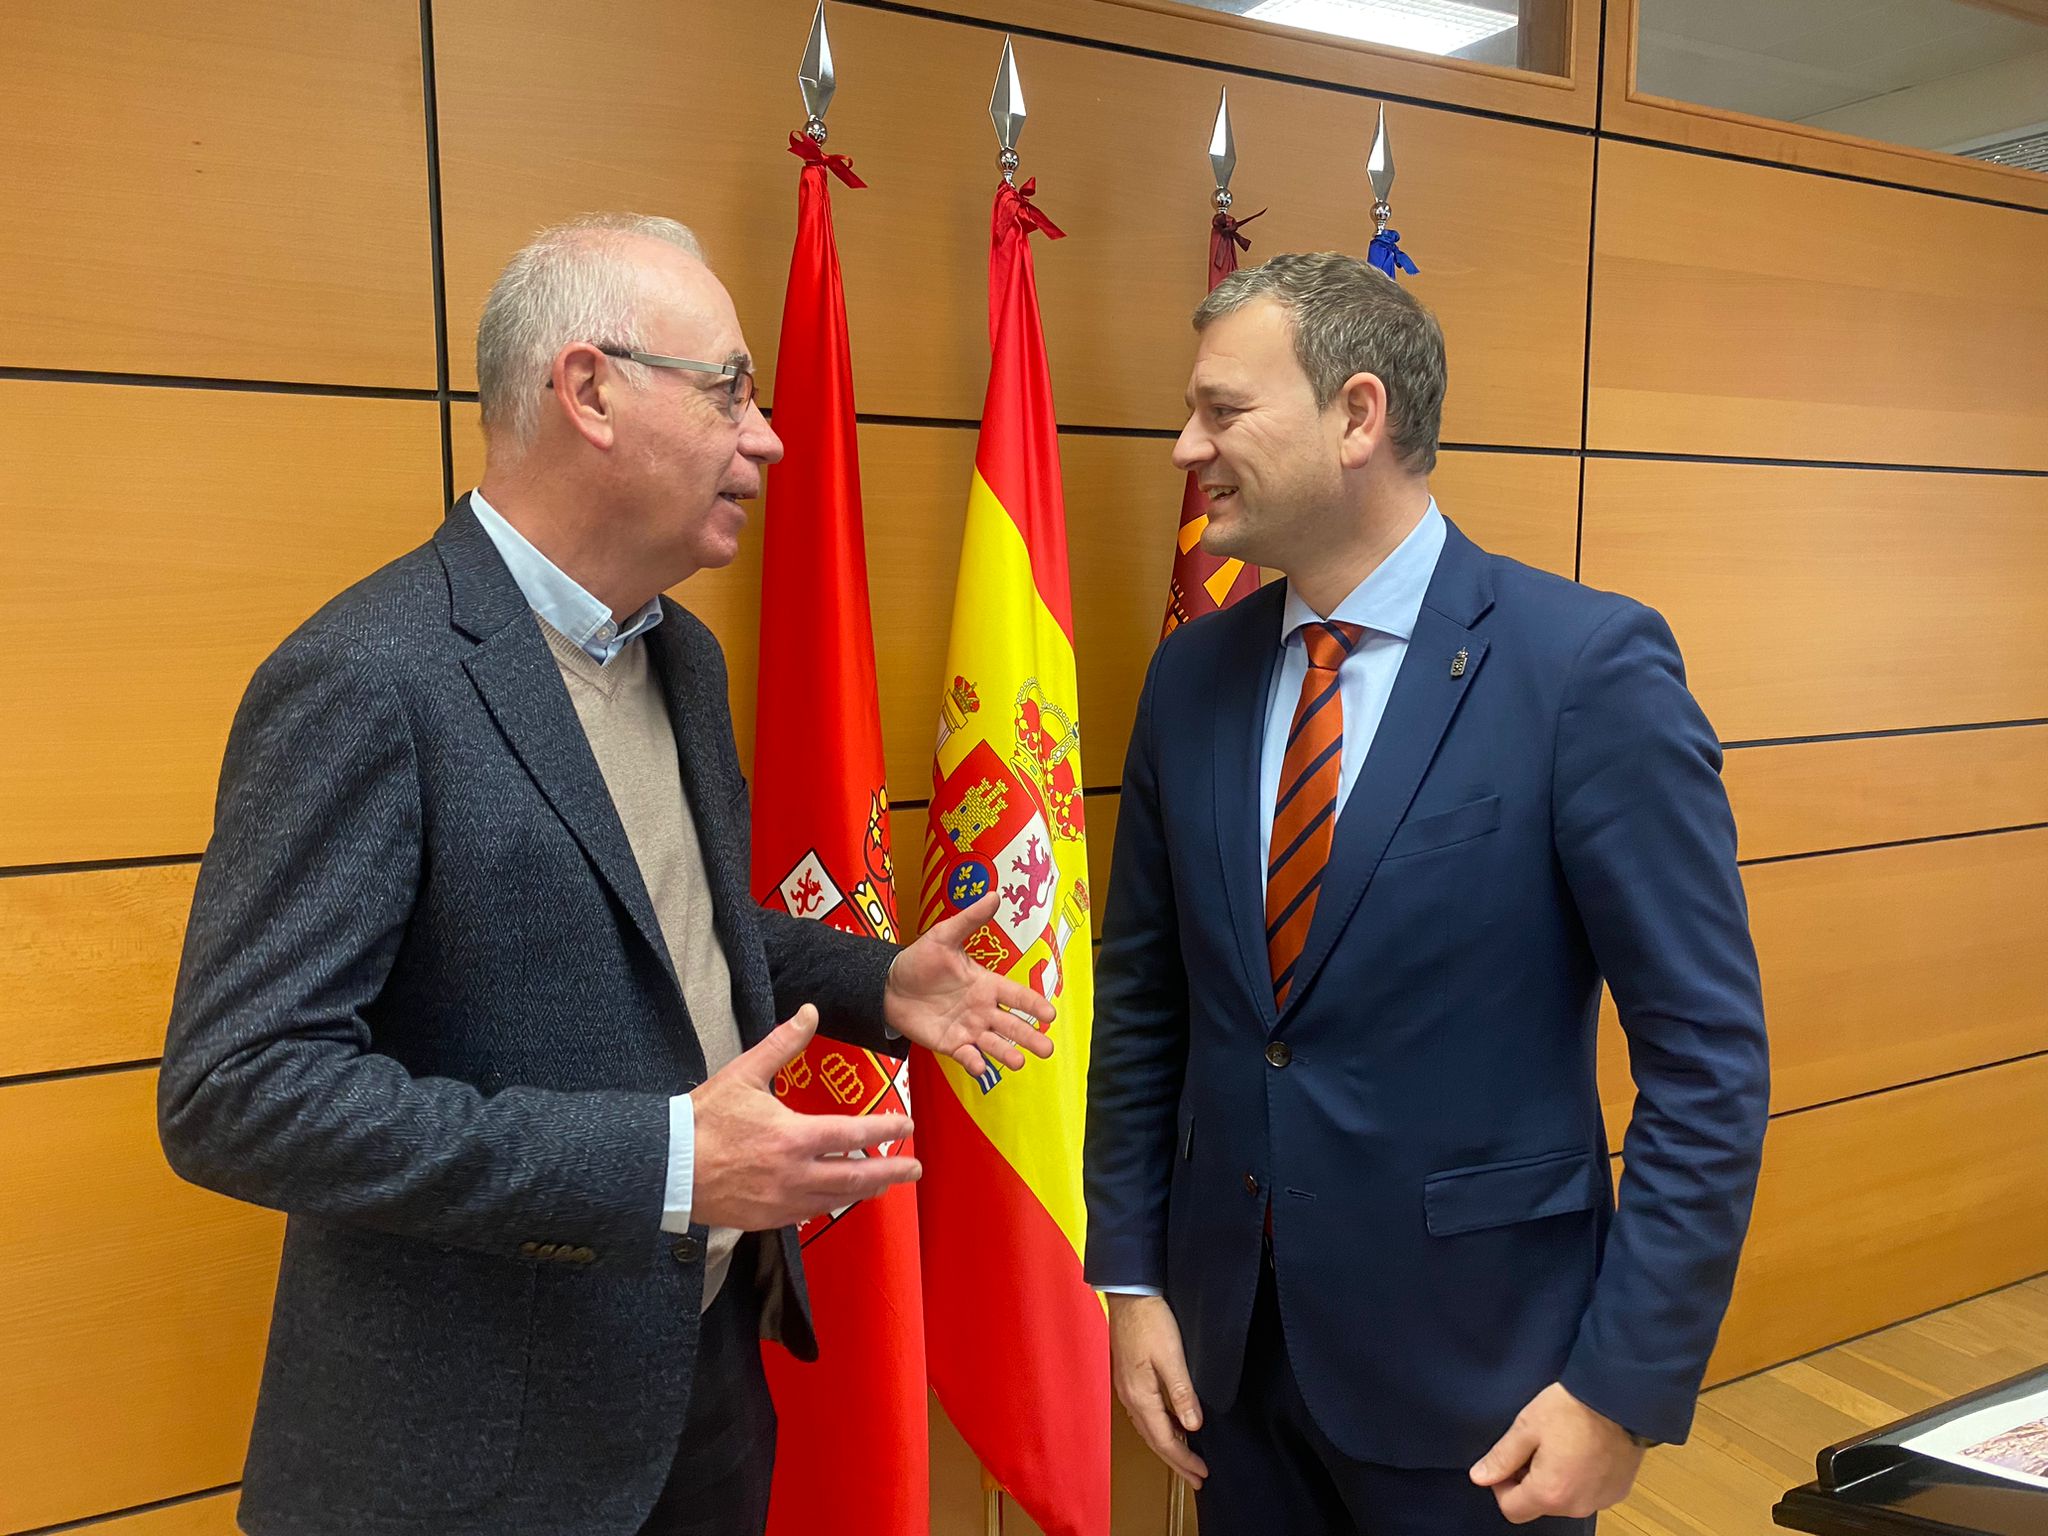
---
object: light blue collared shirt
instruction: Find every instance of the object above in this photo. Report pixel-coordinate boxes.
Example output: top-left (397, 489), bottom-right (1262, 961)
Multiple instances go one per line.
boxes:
top-left (1099, 501), bottom-right (1447, 1300)
top-left (469, 489), bottom-right (663, 666)
top-left (467, 488), bottom-right (698, 1237)
top-left (1259, 502), bottom-right (1448, 875)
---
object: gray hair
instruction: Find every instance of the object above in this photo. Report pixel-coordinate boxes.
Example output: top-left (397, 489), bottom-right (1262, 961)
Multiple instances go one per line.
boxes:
top-left (475, 212), bottom-right (706, 448)
top-left (1195, 251), bottom-right (1447, 475)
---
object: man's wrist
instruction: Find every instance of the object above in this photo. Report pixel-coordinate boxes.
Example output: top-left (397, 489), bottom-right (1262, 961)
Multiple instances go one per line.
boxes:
top-left (881, 949), bottom-right (905, 1040)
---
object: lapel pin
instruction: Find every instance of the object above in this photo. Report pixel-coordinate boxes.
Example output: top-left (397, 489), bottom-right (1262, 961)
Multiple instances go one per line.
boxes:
top-left (1450, 648), bottom-right (1469, 679)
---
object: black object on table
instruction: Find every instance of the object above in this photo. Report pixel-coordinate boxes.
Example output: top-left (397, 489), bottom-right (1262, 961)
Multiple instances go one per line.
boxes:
top-left (1774, 1364), bottom-right (2048, 1535)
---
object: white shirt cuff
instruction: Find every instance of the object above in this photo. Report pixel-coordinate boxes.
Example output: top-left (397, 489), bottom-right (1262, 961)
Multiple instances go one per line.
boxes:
top-left (660, 1092), bottom-right (694, 1234)
top-left (1098, 1284), bottom-right (1165, 1297)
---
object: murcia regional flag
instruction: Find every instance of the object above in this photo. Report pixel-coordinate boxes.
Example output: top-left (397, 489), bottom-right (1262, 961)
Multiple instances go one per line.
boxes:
top-left (912, 175), bottom-right (1111, 1536)
top-left (752, 129), bottom-right (928, 1536)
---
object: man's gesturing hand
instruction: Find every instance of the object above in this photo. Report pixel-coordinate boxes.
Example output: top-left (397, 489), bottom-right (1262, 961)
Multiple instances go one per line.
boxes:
top-left (884, 891), bottom-right (1057, 1079)
top-left (1109, 1293), bottom-right (1210, 1489)
top-left (689, 1005), bottom-right (919, 1231)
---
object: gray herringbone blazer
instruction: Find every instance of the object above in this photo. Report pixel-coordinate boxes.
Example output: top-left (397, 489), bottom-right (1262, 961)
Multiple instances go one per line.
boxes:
top-left (160, 498), bottom-right (896, 1535)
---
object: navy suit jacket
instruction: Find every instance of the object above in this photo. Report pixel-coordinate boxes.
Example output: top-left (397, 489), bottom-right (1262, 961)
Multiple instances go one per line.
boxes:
top-left (1083, 517), bottom-right (1769, 1461)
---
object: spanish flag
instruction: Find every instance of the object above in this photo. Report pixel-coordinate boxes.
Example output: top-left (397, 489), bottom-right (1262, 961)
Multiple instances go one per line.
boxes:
top-left (914, 177), bottom-right (1110, 1536)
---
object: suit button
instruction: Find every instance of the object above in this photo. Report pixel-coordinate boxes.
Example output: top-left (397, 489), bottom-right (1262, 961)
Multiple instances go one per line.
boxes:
top-left (672, 1236), bottom-right (702, 1264)
top-left (1243, 1173), bottom-right (1259, 1197)
top-left (519, 1241), bottom-right (539, 1257)
top-left (1265, 1041), bottom-right (1292, 1068)
top-left (536, 1242), bottom-right (559, 1259)
top-left (571, 1246), bottom-right (597, 1265)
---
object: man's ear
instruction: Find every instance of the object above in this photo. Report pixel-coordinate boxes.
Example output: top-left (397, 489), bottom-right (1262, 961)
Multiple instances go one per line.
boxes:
top-left (1335, 370), bottom-right (1390, 472)
top-left (549, 342), bottom-right (618, 450)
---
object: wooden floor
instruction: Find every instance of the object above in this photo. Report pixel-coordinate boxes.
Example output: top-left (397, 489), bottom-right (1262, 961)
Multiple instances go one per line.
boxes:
top-left (1606, 1273), bottom-right (2048, 1536)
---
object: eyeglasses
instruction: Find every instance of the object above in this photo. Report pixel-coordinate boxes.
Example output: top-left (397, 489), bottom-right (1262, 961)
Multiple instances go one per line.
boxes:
top-left (597, 344), bottom-right (756, 423)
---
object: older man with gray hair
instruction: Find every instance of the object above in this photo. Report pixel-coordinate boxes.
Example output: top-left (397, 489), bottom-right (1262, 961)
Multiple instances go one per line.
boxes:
top-left (160, 213), bottom-right (1054, 1536)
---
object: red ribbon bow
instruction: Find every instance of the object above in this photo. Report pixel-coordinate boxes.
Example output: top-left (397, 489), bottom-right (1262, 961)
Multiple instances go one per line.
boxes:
top-left (787, 131), bottom-right (867, 188)
top-left (1006, 176), bottom-right (1068, 240)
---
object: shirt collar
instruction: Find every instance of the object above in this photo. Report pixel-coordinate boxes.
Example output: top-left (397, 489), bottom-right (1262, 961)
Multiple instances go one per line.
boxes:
top-left (467, 488), bottom-right (663, 665)
top-left (1279, 500), bottom-right (1447, 648)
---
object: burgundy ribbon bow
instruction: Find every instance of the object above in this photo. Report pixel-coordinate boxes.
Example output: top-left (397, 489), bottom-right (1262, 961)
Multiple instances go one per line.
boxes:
top-left (787, 131), bottom-right (867, 188)
top-left (1212, 206), bottom-right (1267, 253)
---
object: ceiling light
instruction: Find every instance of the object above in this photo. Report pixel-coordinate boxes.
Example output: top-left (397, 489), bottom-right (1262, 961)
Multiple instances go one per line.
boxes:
top-left (1243, 0), bottom-right (1517, 56)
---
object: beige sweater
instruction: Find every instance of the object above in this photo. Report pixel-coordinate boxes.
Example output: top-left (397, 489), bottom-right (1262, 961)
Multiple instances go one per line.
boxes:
top-left (540, 620), bottom-right (744, 1310)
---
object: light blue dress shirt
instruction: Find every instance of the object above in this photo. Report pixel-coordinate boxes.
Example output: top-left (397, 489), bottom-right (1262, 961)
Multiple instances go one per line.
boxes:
top-left (469, 489), bottom-right (663, 665)
top-left (467, 489), bottom-right (698, 1236)
top-left (1259, 501), bottom-right (1447, 874)
top-left (1100, 500), bottom-right (1448, 1299)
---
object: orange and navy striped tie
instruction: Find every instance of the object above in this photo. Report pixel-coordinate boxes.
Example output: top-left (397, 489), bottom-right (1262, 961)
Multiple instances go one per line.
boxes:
top-left (1267, 620), bottom-right (1364, 1008)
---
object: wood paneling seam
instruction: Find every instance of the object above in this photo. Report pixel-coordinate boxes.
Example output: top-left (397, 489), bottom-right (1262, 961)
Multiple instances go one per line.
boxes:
top-left (1599, 130), bottom-right (2048, 219)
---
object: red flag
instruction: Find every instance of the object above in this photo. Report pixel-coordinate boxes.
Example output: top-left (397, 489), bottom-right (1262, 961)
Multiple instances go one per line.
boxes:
top-left (753, 134), bottom-right (929, 1536)
top-left (915, 176), bottom-right (1110, 1536)
top-left (1161, 208), bottom-right (1266, 636)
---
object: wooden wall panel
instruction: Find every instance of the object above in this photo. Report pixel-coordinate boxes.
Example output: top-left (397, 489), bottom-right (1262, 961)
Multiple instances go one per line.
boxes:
top-left (1588, 141), bottom-right (2048, 469)
top-left (0, 1071), bottom-right (283, 1535)
top-left (1599, 828), bottom-right (2048, 1136)
top-left (1723, 726), bottom-right (2048, 862)
top-left (1428, 451), bottom-right (1580, 577)
top-left (434, 0), bottom-right (1592, 446)
top-left (0, 865), bottom-right (197, 1082)
top-left (1703, 1052), bottom-right (2048, 1383)
top-left (1745, 830), bottom-right (2048, 1116)
top-left (0, 1), bottom-right (436, 386)
top-left (0, 384), bottom-right (444, 867)
top-left (454, 411), bottom-right (1577, 808)
top-left (1579, 459), bottom-right (2048, 742)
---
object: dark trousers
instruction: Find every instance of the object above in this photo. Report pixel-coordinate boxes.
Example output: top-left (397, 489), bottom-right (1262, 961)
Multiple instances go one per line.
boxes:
top-left (1192, 1251), bottom-right (1594, 1536)
top-left (638, 1249), bottom-right (778, 1536)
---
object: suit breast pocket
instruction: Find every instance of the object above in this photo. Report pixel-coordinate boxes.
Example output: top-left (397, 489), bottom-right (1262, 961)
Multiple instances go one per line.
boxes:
top-left (1381, 795), bottom-right (1501, 863)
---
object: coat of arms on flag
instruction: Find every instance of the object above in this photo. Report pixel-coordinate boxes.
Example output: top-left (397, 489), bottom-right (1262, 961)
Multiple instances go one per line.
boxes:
top-left (762, 789), bottom-right (913, 1238)
top-left (923, 680), bottom-right (1089, 1091)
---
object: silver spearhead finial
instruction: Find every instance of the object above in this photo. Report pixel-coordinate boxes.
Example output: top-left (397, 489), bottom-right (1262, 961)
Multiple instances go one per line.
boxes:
top-left (990, 36), bottom-right (1026, 182)
top-left (1367, 103), bottom-right (1395, 231)
top-left (1208, 87), bottom-right (1236, 210)
top-left (798, 1), bottom-right (835, 140)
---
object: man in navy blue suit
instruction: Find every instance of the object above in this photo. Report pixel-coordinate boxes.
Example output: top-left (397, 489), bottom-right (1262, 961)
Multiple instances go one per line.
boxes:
top-left (1083, 251), bottom-right (1769, 1533)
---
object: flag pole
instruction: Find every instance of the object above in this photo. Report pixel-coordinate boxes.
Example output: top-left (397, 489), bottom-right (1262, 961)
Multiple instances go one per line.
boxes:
top-left (978, 58), bottom-right (1025, 1536)
top-left (1160, 91), bottom-right (1245, 1536)
top-left (982, 1466), bottom-right (1005, 1535)
top-left (1365, 103), bottom-right (1419, 280)
top-left (979, 52), bottom-right (1023, 1529)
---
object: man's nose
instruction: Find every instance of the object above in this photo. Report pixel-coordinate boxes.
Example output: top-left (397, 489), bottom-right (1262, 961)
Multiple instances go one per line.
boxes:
top-left (740, 399), bottom-right (784, 465)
